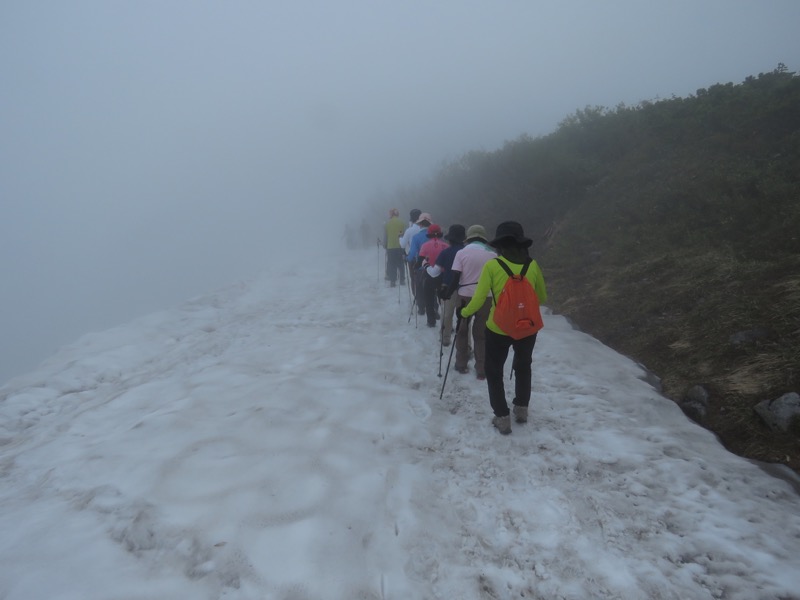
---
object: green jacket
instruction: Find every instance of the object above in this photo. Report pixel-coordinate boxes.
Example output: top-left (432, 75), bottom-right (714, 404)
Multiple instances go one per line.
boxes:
top-left (384, 216), bottom-right (405, 250)
top-left (461, 256), bottom-right (548, 336)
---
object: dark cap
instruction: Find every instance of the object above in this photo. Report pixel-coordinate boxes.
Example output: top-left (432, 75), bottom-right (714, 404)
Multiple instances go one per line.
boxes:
top-left (489, 221), bottom-right (532, 248)
top-left (444, 224), bottom-right (466, 244)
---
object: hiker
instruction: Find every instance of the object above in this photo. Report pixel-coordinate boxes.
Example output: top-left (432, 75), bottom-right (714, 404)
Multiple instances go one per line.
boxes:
top-left (384, 208), bottom-right (406, 287)
top-left (343, 223), bottom-right (358, 249)
top-left (427, 224), bottom-right (466, 345)
top-left (407, 213), bottom-right (432, 313)
top-left (417, 223), bottom-right (449, 327)
top-left (458, 221), bottom-right (547, 435)
top-left (399, 209), bottom-right (422, 292)
top-left (400, 209), bottom-right (422, 253)
top-left (439, 224), bottom-right (495, 379)
top-left (360, 218), bottom-right (372, 249)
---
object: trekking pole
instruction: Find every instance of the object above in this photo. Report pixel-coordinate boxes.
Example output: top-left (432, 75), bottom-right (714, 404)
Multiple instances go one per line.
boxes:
top-left (439, 316), bottom-right (461, 399)
top-left (406, 262), bottom-right (413, 305)
top-left (413, 266), bottom-right (419, 328)
top-left (376, 238), bottom-right (381, 283)
top-left (438, 297), bottom-right (445, 377)
top-left (405, 261), bottom-right (412, 321)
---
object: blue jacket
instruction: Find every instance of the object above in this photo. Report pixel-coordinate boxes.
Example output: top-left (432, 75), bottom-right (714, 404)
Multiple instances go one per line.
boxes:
top-left (406, 228), bottom-right (429, 263)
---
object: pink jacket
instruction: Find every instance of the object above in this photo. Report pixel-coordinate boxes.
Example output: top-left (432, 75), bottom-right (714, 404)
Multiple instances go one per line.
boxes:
top-left (419, 239), bottom-right (448, 269)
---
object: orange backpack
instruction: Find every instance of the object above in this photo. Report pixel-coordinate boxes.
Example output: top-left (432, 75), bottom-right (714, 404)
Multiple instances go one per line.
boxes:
top-left (491, 258), bottom-right (543, 339)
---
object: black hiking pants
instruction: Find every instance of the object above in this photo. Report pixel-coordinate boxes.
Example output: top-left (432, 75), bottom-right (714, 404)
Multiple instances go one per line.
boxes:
top-left (484, 329), bottom-right (538, 417)
top-left (386, 248), bottom-right (405, 284)
top-left (422, 273), bottom-right (441, 327)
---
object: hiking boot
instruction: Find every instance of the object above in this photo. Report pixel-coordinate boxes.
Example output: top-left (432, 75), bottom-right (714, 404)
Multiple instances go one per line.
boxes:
top-left (476, 373), bottom-right (486, 381)
top-left (513, 405), bottom-right (528, 424)
top-left (442, 338), bottom-right (451, 347)
top-left (455, 366), bottom-right (469, 374)
top-left (492, 415), bottom-right (512, 435)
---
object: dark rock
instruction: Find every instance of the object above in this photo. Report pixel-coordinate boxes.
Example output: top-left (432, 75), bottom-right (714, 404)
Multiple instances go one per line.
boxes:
top-left (681, 384), bottom-right (710, 422)
top-left (685, 385), bottom-right (710, 407)
top-left (754, 392), bottom-right (800, 432)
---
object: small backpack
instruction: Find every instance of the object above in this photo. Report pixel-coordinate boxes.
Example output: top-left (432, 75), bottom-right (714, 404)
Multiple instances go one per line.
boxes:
top-left (491, 258), bottom-right (543, 339)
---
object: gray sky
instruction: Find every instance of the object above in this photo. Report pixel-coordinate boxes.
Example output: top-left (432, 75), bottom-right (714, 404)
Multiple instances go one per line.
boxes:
top-left (2, 0), bottom-right (799, 384)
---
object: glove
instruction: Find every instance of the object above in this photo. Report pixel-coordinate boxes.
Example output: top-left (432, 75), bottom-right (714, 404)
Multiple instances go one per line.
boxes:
top-left (438, 288), bottom-right (451, 301)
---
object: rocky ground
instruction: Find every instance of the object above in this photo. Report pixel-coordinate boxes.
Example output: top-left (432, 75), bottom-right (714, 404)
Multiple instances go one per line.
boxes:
top-left (544, 250), bottom-right (800, 475)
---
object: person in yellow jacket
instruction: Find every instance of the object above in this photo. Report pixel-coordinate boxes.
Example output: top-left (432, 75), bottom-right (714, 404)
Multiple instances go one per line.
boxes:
top-left (458, 221), bottom-right (547, 435)
top-left (384, 208), bottom-right (407, 287)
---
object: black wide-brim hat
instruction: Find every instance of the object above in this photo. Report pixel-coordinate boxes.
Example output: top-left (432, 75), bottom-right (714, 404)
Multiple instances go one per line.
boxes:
top-left (444, 224), bottom-right (466, 244)
top-left (489, 221), bottom-right (533, 248)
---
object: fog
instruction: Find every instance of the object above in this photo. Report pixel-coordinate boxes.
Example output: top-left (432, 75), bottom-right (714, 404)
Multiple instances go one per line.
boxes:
top-left (2, 1), bottom-right (798, 384)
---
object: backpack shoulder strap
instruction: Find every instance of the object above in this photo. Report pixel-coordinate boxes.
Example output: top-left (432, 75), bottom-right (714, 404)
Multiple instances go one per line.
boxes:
top-left (495, 257), bottom-right (531, 278)
top-left (495, 257), bottom-right (513, 277)
top-left (491, 258), bottom-right (509, 305)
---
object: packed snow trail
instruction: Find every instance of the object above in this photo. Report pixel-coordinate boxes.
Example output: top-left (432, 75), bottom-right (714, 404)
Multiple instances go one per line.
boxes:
top-left (1, 248), bottom-right (799, 600)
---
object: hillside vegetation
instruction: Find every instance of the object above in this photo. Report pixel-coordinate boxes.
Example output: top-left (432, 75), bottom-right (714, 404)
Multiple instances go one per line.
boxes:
top-left (386, 65), bottom-right (800, 470)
